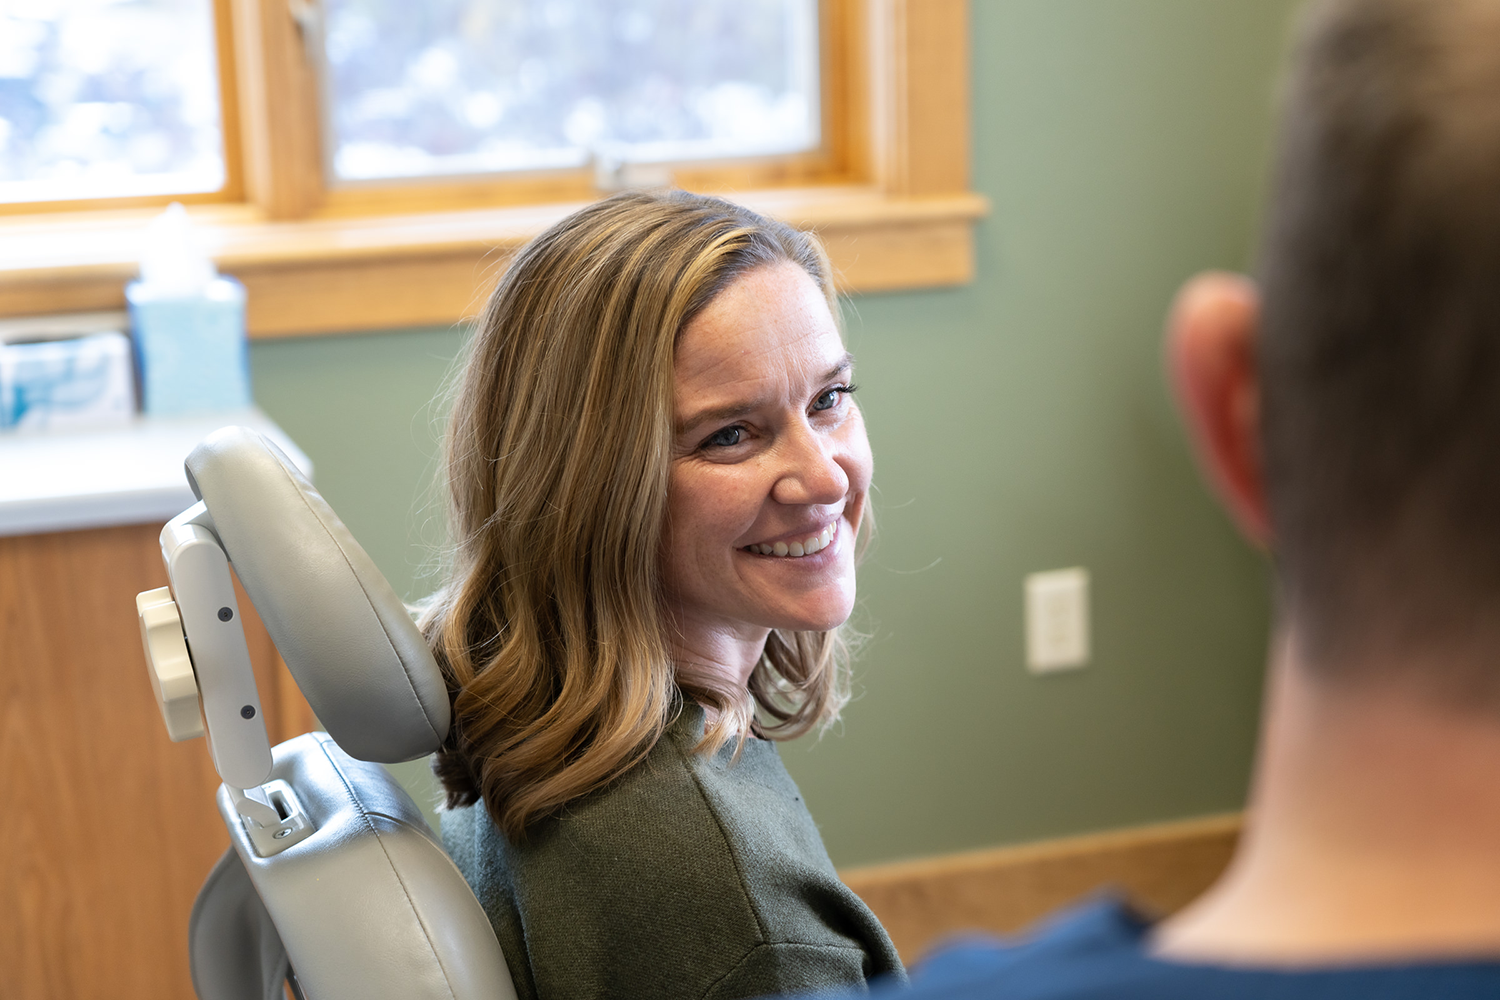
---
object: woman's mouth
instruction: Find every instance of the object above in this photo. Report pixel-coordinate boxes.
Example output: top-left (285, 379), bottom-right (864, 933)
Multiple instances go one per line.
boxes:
top-left (741, 521), bottom-right (837, 558)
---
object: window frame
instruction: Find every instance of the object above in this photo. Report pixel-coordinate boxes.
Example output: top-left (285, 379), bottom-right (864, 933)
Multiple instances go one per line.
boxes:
top-left (0, 0), bottom-right (985, 336)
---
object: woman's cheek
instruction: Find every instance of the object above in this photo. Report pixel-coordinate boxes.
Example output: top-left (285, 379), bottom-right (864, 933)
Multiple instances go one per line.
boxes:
top-left (843, 418), bottom-right (875, 500)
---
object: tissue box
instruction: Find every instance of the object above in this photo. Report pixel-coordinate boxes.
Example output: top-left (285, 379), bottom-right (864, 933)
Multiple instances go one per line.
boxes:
top-left (0, 331), bottom-right (137, 432)
top-left (127, 275), bottom-right (251, 416)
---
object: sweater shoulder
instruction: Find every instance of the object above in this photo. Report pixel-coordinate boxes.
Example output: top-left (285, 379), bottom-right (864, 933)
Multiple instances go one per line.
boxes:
top-left (444, 704), bottom-right (903, 997)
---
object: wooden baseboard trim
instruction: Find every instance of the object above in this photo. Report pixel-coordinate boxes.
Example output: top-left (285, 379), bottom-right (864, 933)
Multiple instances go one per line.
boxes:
top-left (840, 813), bottom-right (1243, 963)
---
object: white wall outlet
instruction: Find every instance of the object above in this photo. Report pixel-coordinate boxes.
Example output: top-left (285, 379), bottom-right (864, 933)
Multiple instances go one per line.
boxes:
top-left (1025, 567), bottom-right (1090, 673)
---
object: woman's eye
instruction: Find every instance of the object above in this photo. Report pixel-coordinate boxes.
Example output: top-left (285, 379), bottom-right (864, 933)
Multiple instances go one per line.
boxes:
top-left (812, 385), bottom-right (856, 412)
top-left (705, 426), bottom-right (743, 448)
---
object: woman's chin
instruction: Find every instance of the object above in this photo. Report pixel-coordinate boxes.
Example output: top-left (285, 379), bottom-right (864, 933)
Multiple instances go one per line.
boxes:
top-left (765, 596), bottom-right (856, 634)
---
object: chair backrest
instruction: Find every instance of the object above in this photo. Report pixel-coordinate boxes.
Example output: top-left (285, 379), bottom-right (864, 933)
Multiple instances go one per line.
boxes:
top-left (184, 426), bottom-right (449, 762)
top-left (191, 734), bottom-right (515, 1000)
top-left (161, 427), bottom-right (516, 1000)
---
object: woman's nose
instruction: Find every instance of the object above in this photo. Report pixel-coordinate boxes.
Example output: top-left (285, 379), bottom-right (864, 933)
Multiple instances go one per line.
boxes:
top-left (771, 428), bottom-right (850, 506)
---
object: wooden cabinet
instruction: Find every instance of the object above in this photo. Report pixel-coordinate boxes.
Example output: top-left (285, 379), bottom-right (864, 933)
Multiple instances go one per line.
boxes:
top-left (1, 522), bottom-right (314, 1000)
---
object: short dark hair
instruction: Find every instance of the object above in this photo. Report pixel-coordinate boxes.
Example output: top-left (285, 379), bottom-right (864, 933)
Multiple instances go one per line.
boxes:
top-left (1259, 0), bottom-right (1500, 688)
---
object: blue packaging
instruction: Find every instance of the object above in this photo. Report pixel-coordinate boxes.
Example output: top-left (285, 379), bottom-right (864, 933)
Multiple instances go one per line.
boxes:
top-left (127, 275), bottom-right (251, 416)
top-left (0, 331), bottom-right (137, 431)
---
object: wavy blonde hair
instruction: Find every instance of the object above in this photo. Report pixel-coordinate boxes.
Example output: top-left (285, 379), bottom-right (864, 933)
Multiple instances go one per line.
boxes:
top-left (421, 190), bottom-right (857, 840)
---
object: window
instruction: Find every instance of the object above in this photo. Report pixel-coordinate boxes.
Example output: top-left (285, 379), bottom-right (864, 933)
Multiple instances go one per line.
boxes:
top-left (323, 0), bottom-right (821, 183)
top-left (0, 0), bottom-right (984, 335)
top-left (0, 0), bottom-right (229, 205)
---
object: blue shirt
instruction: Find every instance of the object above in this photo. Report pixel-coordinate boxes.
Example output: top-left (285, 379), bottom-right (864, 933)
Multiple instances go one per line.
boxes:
top-left (868, 898), bottom-right (1500, 999)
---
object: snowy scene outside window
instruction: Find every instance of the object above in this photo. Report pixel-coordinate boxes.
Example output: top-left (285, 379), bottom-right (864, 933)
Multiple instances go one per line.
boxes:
top-left (322, 0), bottom-right (820, 182)
top-left (0, 0), bottom-right (224, 204)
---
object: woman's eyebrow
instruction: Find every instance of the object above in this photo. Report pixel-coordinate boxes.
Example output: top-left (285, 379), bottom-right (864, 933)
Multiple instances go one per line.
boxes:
top-left (678, 400), bottom-right (760, 435)
top-left (676, 353), bottom-right (854, 435)
top-left (824, 352), bottom-right (854, 382)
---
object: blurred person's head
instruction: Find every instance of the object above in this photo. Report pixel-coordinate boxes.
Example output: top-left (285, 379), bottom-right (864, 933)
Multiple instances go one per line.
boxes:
top-left (420, 189), bottom-right (870, 839)
top-left (1175, 0), bottom-right (1500, 702)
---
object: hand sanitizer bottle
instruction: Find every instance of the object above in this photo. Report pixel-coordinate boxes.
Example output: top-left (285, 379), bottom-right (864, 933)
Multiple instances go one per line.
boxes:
top-left (126, 204), bottom-right (251, 416)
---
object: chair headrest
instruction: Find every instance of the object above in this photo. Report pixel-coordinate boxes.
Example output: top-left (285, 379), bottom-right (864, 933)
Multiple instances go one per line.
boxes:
top-left (185, 426), bottom-right (450, 762)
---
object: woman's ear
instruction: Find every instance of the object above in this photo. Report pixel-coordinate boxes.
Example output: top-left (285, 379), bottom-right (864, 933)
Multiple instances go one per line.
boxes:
top-left (1166, 271), bottom-right (1273, 547)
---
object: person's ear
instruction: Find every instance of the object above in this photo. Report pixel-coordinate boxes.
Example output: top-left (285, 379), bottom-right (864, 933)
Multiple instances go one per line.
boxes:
top-left (1166, 271), bottom-right (1272, 546)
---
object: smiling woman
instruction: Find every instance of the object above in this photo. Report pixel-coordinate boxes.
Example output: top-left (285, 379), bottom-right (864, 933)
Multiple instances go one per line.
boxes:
top-left (420, 189), bottom-right (902, 999)
top-left (664, 261), bottom-right (873, 686)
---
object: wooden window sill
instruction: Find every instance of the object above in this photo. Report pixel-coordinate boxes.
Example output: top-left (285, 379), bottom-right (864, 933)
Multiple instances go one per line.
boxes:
top-left (0, 187), bottom-right (988, 338)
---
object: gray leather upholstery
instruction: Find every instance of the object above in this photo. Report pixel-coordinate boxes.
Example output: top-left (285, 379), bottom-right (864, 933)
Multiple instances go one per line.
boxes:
top-left (198, 733), bottom-right (517, 1000)
top-left (181, 427), bottom-right (516, 1000)
top-left (189, 848), bottom-right (292, 1000)
top-left (185, 426), bottom-right (450, 762)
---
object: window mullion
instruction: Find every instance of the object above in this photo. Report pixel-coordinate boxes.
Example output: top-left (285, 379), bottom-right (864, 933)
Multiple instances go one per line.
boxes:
top-left (230, 0), bottom-right (327, 219)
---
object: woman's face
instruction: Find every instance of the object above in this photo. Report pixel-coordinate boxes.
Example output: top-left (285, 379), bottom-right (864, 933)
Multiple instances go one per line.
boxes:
top-left (661, 260), bottom-right (873, 646)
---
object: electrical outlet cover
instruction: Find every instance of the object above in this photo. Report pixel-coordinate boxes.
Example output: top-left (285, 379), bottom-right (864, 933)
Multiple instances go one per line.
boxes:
top-left (1025, 567), bottom-right (1090, 673)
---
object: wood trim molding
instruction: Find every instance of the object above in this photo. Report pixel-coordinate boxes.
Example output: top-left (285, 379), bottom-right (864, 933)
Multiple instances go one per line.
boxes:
top-left (872, 0), bottom-right (971, 196)
top-left (0, 189), bottom-right (987, 336)
top-left (231, 0), bottom-right (326, 220)
top-left (841, 814), bottom-right (1242, 963)
top-left (0, 1), bottom-right (983, 334)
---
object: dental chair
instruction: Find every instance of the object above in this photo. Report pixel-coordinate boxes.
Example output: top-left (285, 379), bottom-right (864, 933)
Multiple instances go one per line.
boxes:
top-left (135, 426), bottom-right (517, 1000)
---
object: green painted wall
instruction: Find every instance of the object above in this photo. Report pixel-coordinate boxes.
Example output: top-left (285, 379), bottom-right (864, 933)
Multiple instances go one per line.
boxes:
top-left (249, 0), bottom-right (1299, 868)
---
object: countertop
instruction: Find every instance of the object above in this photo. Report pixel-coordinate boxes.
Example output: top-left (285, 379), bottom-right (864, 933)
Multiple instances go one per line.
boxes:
top-left (0, 408), bottom-right (311, 537)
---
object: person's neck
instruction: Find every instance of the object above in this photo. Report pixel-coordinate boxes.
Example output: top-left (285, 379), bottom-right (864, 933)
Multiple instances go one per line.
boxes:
top-left (1156, 630), bottom-right (1500, 966)
top-left (666, 615), bottom-right (768, 723)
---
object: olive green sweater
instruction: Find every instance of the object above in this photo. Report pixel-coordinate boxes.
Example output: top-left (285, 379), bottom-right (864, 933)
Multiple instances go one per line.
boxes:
top-left (443, 703), bottom-right (906, 999)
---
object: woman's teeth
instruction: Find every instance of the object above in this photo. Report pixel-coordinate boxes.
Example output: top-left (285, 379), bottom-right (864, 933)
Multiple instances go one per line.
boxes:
top-left (747, 523), bottom-right (836, 558)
